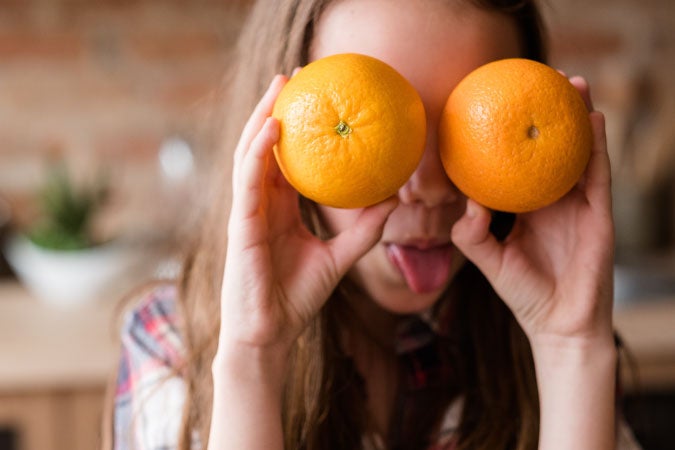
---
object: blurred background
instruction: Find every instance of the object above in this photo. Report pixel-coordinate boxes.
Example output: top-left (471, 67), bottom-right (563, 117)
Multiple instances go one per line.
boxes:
top-left (0, 0), bottom-right (673, 449)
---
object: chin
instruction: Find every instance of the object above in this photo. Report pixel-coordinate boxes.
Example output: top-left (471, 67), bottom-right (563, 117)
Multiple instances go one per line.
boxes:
top-left (368, 284), bottom-right (446, 315)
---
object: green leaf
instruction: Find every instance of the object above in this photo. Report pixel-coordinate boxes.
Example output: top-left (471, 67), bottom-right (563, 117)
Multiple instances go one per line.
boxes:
top-left (28, 162), bottom-right (109, 249)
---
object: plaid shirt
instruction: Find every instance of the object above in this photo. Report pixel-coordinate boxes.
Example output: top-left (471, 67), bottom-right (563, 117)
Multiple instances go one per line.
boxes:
top-left (113, 283), bottom-right (642, 450)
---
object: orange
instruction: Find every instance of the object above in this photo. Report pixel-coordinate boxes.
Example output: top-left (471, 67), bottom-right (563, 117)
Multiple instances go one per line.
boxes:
top-left (439, 58), bottom-right (593, 213)
top-left (272, 53), bottom-right (426, 209)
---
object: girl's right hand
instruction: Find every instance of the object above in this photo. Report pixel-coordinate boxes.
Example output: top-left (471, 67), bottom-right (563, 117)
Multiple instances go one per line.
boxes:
top-left (217, 74), bottom-right (398, 363)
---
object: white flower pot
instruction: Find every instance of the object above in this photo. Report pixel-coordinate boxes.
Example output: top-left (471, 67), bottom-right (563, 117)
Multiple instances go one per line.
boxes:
top-left (3, 234), bottom-right (139, 308)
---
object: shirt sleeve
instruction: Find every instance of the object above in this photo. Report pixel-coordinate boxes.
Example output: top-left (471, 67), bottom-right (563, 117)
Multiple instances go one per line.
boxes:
top-left (112, 284), bottom-right (190, 450)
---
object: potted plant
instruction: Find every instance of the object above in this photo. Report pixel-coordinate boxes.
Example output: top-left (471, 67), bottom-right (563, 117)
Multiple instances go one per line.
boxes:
top-left (4, 162), bottom-right (136, 307)
top-left (27, 162), bottom-right (109, 251)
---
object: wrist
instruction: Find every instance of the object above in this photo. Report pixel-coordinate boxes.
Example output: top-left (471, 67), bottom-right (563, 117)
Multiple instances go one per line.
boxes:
top-left (530, 332), bottom-right (617, 368)
top-left (212, 340), bottom-right (290, 392)
top-left (531, 334), bottom-right (618, 450)
top-left (209, 342), bottom-right (288, 449)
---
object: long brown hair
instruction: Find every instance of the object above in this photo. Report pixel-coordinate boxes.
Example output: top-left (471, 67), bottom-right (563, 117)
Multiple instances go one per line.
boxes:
top-left (172, 0), bottom-right (548, 449)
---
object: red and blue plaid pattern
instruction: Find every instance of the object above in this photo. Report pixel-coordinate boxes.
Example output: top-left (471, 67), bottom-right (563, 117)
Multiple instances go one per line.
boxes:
top-left (113, 284), bottom-right (200, 450)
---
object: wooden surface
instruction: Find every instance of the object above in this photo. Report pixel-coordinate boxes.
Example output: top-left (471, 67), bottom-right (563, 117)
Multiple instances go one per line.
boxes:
top-left (614, 298), bottom-right (675, 392)
top-left (0, 388), bottom-right (105, 450)
top-left (0, 280), bottom-right (122, 392)
top-left (0, 280), bottom-right (123, 450)
top-left (0, 279), bottom-right (674, 394)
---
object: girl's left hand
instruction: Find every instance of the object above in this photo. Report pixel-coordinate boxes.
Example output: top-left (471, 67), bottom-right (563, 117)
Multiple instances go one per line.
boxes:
top-left (451, 76), bottom-right (615, 346)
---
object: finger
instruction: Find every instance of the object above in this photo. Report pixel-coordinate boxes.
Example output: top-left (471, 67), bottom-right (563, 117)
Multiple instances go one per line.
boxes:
top-left (327, 197), bottom-right (399, 276)
top-left (451, 199), bottom-right (505, 280)
top-left (582, 111), bottom-right (612, 212)
top-left (233, 75), bottom-right (287, 170)
top-left (291, 66), bottom-right (302, 78)
top-left (232, 117), bottom-right (280, 218)
top-left (569, 75), bottom-right (594, 111)
top-left (263, 142), bottom-right (298, 210)
top-left (263, 141), bottom-right (289, 188)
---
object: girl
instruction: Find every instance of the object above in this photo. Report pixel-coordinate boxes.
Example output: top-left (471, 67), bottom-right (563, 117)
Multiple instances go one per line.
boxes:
top-left (107, 0), bottom-right (643, 449)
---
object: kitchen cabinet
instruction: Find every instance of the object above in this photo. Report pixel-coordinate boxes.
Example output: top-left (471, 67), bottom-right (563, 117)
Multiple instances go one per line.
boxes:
top-left (0, 281), bottom-right (121, 450)
top-left (0, 388), bottom-right (105, 450)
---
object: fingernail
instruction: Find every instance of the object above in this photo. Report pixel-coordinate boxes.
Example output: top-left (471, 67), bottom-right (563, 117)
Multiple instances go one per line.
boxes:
top-left (570, 75), bottom-right (587, 88)
top-left (268, 74), bottom-right (284, 91)
top-left (465, 200), bottom-right (477, 219)
top-left (265, 117), bottom-right (279, 138)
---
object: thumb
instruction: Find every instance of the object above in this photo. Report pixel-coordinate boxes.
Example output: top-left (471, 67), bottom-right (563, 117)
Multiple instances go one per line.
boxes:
top-left (327, 197), bottom-right (398, 276)
top-left (452, 199), bottom-right (505, 280)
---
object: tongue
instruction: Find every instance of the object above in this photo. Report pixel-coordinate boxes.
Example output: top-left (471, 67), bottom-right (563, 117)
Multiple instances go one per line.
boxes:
top-left (388, 244), bottom-right (453, 294)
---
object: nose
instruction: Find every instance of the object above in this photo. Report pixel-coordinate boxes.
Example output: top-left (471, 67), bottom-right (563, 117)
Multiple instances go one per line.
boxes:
top-left (398, 134), bottom-right (461, 207)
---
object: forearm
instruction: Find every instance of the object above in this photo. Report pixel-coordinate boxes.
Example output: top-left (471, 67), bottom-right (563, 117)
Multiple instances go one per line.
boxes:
top-left (533, 335), bottom-right (617, 450)
top-left (208, 344), bottom-right (288, 450)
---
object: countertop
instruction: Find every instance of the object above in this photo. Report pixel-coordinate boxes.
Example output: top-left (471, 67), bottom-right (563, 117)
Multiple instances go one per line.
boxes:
top-left (0, 280), bottom-right (123, 392)
top-left (1, 279), bottom-right (674, 393)
top-left (614, 298), bottom-right (675, 392)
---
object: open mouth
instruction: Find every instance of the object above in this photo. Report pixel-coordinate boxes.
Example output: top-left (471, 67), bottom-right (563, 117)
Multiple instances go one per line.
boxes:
top-left (385, 242), bottom-right (454, 294)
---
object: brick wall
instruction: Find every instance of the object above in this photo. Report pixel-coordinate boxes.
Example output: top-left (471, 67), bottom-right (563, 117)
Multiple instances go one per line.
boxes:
top-left (0, 0), bottom-right (673, 251)
top-left (545, 0), bottom-right (675, 254)
top-left (0, 0), bottom-right (248, 237)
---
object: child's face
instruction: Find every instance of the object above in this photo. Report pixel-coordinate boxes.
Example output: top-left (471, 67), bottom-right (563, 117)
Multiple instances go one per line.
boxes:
top-left (311, 0), bottom-right (521, 314)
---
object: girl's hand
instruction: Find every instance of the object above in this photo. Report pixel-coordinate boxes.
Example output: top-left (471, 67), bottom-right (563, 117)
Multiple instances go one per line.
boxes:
top-left (451, 76), bottom-right (614, 348)
top-left (218, 74), bottom-right (397, 359)
top-left (451, 77), bottom-right (618, 450)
